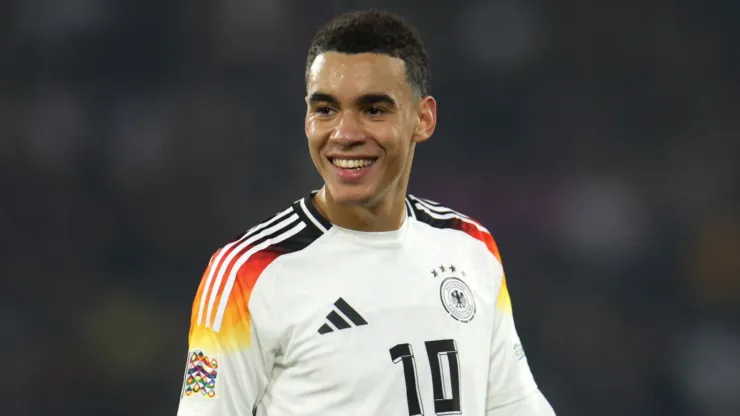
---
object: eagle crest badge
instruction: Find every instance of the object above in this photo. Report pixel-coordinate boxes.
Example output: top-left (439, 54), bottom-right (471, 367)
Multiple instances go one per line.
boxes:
top-left (432, 264), bottom-right (476, 323)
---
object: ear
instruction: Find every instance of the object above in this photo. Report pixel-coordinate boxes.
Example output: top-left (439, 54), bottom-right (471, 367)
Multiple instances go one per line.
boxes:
top-left (413, 96), bottom-right (437, 144)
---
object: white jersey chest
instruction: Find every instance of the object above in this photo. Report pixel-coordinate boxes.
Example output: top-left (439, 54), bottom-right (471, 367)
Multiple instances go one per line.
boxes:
top-left (260, 223), bottom-right (500, 414)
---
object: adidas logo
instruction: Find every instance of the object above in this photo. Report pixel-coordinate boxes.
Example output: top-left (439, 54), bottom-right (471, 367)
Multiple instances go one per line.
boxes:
top-left (317, 298), bottom-right (368, 334)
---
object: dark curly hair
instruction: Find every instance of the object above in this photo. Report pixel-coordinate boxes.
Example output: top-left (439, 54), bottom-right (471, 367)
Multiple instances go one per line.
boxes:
top-left (305, 10), bottom-right (430, 97)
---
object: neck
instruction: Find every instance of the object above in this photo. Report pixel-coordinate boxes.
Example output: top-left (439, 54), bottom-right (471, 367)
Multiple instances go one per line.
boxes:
top-left (313, 186), bottom-right (408, 232)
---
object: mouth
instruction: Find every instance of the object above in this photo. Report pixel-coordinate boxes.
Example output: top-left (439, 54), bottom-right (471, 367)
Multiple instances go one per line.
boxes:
top-left (327, 157), bottom-right (378, 171)
top-left (326, 156), bottom-right (379, 181)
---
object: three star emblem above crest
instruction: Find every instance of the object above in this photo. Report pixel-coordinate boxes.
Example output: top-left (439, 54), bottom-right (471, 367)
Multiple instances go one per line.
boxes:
top-left (429, 263), bottom-right (476, 323)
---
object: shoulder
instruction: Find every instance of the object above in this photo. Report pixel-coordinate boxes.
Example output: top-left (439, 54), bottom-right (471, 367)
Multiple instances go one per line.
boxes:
top-left (210, 193), bottom-right (331, 275)
top-left (193, 194), bottom-right (330, 331)
top-left (406, 194), bottom-right (501, 263)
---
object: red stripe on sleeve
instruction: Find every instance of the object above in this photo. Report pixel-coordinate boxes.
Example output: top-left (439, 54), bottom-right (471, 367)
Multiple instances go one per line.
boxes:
top-left (189, 245), bottom-right (285, 350)
top-left (454, 218), bottom-right (502, 264)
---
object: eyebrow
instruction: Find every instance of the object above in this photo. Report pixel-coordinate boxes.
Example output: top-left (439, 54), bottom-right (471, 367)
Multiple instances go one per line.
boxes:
top-left (308, 92), bottom-right (339, 107)
top-left (308, 92), bottom-right (398, 108)
top-left (357, 93), bottom-right (397, 108)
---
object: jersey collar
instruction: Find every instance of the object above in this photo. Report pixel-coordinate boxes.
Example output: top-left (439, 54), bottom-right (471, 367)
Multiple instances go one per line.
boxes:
top-left (297, 191), bottom-right (333, 233)
top-left (299, 191), bottom-right (416, 235)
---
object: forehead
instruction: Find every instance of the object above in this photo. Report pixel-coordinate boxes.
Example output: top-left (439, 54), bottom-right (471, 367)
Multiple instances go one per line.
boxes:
top-left (307, 52), bottom-right (411, 99)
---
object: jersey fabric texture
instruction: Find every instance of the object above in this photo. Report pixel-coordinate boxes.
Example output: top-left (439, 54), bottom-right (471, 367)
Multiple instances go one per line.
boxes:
top-left (177, 192), bottom-right (540, 416)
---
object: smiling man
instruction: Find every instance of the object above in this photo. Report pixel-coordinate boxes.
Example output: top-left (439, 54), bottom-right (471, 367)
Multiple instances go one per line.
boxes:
top-left (177, 9), bottom-right (555, 416)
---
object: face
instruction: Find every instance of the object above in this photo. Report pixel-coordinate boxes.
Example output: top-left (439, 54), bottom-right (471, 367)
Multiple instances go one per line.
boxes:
top-left (305, 52), bottom-right (436, 207)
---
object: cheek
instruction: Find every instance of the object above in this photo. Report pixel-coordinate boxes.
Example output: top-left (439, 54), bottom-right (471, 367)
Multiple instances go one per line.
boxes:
top-left (379, 133), bottom-right (411, 169)
top-left (305, 120), bottom-right (316, 141)
top-left (382, 125), bottom-right (413, 156)
top-left (305, 123), bottom-right (325, 150)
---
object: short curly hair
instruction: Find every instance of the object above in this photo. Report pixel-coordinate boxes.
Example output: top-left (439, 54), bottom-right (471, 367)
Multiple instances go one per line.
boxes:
top-left (305, 10), bottom-right (430, 97)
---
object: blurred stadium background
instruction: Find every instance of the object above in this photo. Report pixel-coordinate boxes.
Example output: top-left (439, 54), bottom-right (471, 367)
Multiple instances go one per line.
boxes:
top-left (2, 0), bottom-right (739, 415)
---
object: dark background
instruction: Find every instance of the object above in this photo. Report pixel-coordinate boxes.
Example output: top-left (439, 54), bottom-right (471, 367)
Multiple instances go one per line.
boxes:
top-left (2, 0), bottom-right (739, 415)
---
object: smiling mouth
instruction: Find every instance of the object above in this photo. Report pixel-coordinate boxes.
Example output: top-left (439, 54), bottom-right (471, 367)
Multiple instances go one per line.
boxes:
top-left (328, 157), bottom-right (378, 170)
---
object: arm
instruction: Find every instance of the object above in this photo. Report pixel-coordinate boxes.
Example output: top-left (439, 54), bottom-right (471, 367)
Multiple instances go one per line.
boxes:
top-left (484, 239), bottom-right (555, 415)
top-left (177, 249), bottom-right (276, 416)
top-left (487, 390), bottom-right (555, 416)
top-left (485, 277), bottom-right (555, 415)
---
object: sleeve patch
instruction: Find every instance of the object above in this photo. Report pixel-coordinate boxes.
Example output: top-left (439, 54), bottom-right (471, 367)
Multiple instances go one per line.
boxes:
top-left (514, 342), bottom-right (527, 361)
top-left (181, 350), bottom-right (219, 399)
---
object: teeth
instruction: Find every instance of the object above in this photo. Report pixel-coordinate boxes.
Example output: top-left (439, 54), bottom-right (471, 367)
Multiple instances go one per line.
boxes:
top-left (332, 158), bottom-right (375, 169)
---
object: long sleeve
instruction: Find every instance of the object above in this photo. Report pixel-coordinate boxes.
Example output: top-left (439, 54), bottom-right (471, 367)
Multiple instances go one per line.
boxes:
top-left (177, 248), bottom-right (279, 415)
top-left (486, 389), bottom-right (556, 415)
top-left (482, 238), bottom-right (555, 415)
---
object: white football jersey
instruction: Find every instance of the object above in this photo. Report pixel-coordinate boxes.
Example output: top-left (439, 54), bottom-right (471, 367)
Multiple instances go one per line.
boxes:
top-left (177, 193), bottom-right (549, 416)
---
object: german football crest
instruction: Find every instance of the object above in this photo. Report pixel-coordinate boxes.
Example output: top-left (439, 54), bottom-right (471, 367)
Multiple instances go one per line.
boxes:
top-left (431, 264), bottom-right (476, 323)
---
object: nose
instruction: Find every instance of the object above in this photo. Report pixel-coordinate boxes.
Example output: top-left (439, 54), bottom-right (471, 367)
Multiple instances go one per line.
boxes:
top-left (330, 111), bottom-right (366, 144)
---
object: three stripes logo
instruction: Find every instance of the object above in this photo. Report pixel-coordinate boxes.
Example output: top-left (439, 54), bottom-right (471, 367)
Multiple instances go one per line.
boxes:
top-left (318, 298), bottom-right (368, 334)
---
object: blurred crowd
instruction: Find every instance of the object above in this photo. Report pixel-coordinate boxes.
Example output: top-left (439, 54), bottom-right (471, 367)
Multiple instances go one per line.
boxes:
top-left (1, 0), bottom-right (738, 415)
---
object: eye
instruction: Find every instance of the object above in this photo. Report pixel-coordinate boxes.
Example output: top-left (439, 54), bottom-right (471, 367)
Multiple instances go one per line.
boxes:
top-left (315, 106), bottom-right (335, 115)
top-left (365, 106), bottom-right (385, 116)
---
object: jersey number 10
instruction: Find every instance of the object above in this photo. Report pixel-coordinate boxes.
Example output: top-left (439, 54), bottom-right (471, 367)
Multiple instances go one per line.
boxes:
top-left (389, 339), bottom-right (461, 415)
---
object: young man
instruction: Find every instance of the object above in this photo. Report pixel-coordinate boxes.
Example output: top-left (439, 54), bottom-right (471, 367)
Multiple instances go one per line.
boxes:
top-left (177, 10), bottom-right (555, 416)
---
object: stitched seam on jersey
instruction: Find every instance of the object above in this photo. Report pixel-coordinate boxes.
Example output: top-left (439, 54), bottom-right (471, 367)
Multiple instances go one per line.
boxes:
top-left (251, 377), bottom-right (271, 416)
top-left (486, 385), bottom-right (539, 410)
top-left (251, 258), bottom-right (289, 415)
top-left (249, 311), bottom-right (272, 416)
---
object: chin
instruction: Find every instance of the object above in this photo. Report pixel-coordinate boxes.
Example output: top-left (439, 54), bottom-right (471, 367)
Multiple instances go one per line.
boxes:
top-left (327, 183), bottom-right (378, 206)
